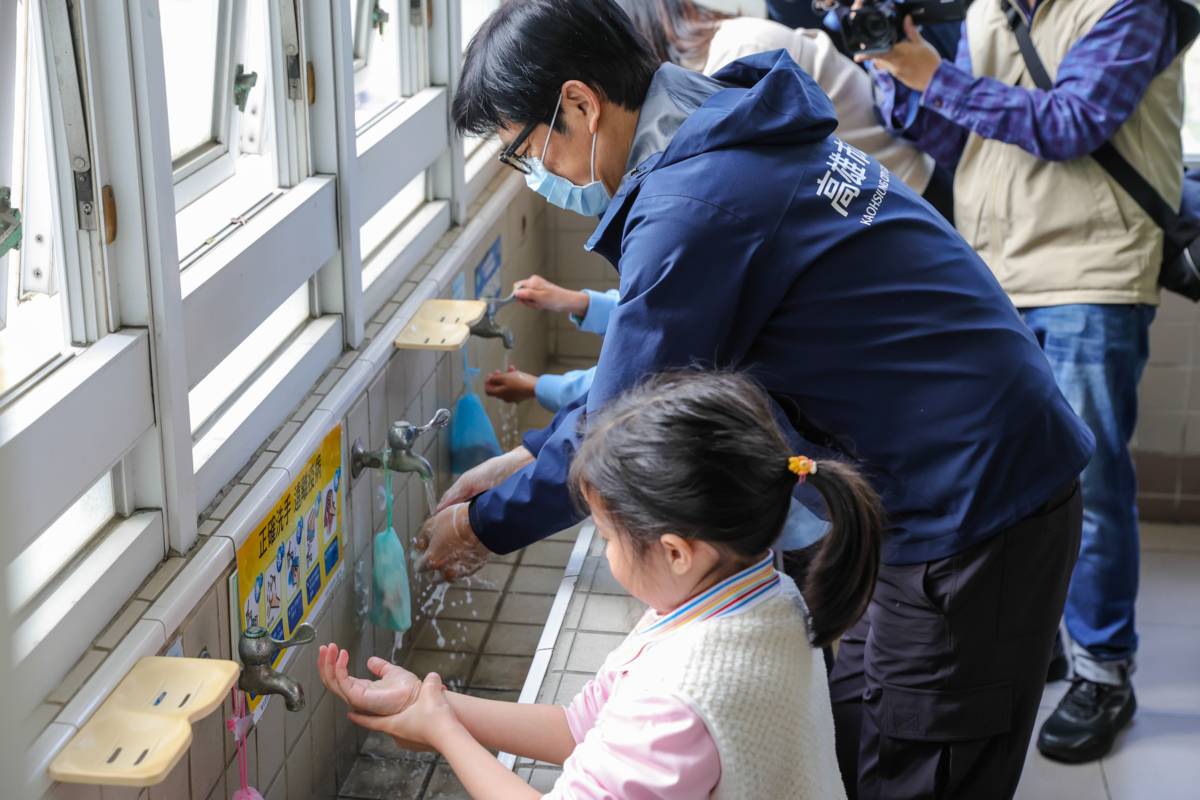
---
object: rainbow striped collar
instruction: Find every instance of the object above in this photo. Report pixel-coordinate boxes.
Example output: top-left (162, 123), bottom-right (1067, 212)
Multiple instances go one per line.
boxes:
top-left (636, 552), bottom-right (781, 641)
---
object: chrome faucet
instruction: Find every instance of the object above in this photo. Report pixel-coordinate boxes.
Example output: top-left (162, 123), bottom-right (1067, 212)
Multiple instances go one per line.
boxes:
top-left (469, 293), bottom-right (517, 350)
top-left (350, 408), bottom-right (451, 480)
top-left (238, 622), bottom-right (315, 712)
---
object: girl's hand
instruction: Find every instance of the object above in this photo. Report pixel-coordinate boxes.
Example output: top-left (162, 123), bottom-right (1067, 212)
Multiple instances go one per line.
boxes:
top-left (317, 644), bottom-right (421, 716)
top-left (513, 275), bottom-right (589, 317)
top-left (348, 672), bottom-right (463, 750)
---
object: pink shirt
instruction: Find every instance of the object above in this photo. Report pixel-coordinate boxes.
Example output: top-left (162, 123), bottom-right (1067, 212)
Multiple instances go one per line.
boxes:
top-left (543, 554), bottom-right (784, 799)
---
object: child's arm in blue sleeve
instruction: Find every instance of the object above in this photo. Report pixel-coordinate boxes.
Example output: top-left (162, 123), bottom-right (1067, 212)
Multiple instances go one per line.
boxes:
top-left (569, 289), bottom-right (620, 336)
top-left (534, 368), bottom-right (597, 413)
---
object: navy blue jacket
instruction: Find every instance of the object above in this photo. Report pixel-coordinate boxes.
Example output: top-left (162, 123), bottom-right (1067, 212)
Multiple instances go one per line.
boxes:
top-left (471, 53), bottom-right (1094, 565)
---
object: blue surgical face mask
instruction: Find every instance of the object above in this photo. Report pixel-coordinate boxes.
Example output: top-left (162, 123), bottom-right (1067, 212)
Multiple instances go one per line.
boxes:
top-left (525, 97), bottom-right (611, 217)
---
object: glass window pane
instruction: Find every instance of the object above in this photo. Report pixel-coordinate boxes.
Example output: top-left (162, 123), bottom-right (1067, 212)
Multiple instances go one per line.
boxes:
top-left (355, 0), bottom-right (403, 129)
top-left (6, 472), bottom-right (115, 612)
top-left (461, 0), bottom-right (500, 52)
top-left (0, 3), bottom-right (71, 398)
top-left (173, 0), bottom-right (279, 254)
top-left (189, 283), bottom-right (311, 435)
top-left (159, 0), bottom-right (224, 162)
top-left (360, 172), bottom-right (427, 264)
top-left (1185, 44), bottom-right (1200, 161)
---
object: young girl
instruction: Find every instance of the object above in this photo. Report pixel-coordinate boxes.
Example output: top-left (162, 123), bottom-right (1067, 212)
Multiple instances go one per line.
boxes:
top-left (318, 372), bottom-right (882, 799)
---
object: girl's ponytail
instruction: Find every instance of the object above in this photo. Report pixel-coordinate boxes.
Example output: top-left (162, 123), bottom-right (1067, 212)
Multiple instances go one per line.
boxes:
top-left (791, 458), bottom-right (883, 648)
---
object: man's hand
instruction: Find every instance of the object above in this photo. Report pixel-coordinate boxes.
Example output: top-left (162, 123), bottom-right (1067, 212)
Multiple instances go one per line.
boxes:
top-left (414, 504), bottom-right (492, 582)
top-left (513, 275), bottom-right (590, 317)
top-left (856, 16), bottom-right (943, 93)
top-left (437, 447), bottom-right (534, 512)
top-left (485, 366), bottom-right (539, 404)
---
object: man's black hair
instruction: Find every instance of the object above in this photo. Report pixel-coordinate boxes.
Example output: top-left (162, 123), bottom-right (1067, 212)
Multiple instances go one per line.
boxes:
top-left (452, 0), bottom-right (660, 137)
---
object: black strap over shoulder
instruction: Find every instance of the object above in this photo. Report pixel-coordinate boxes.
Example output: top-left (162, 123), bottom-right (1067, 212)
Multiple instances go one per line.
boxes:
top-left (998, 0), bottom-right (1198, 259)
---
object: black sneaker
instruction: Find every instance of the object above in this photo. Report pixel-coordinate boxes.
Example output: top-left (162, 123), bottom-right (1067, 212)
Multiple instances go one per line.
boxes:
top-left (1037, 679), bottom-right (1136, 763)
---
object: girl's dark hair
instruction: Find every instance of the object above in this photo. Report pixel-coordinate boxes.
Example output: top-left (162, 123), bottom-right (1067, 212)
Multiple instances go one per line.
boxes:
top-left (453, 0), bottom-right (661, 137)
top-left (614, 0), bottom-right (731, 68)
top-left (570, 371), bottom-right (882, 647)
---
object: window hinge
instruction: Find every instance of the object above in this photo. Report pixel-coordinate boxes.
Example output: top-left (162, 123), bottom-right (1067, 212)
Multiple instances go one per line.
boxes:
top-left (372, 0), bottom-right (389, 35)
top-left (280, 0), bottom-right (303, 101)
top-left (46, 0), bottom-right (97, 231)
top-left (234, 64), bottom-right (259, 113)
top-left (0, 188), bottom-right (21, 259)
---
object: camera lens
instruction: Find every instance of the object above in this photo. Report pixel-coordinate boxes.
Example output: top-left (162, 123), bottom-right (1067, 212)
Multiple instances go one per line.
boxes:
top-left (862, 12), bottom-right (891, 39)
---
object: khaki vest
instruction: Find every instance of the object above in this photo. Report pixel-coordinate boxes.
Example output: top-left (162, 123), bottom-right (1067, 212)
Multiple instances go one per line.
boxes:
top-left (954, 0), bottom-right (1187, 307)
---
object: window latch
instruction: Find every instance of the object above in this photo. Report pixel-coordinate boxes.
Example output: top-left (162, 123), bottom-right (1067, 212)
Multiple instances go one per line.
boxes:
top-left (234, 65), bottom-right (259, 113)
top-left (280, 0), bottom-right (303, 101)
top-left (372, 0), bottom-right (389, 35)
top-left (409, 0), bottom-right (424, 28)
top-left (0, 188), bottom-right (21, 259)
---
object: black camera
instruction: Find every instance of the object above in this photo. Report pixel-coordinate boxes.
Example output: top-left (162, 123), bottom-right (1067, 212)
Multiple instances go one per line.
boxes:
top-left (831, 0), bottom-right (967, 56)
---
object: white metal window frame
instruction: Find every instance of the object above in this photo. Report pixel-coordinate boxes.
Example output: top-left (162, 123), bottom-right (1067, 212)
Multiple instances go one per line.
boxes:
top-left (167, 0), bottom-right (246, 211)
top-left (0, 332), bottom-right (160, 724)
top-left (13, 0), bottom-right (507, 777)
top-left (0, 0), bottom-right (189, 744)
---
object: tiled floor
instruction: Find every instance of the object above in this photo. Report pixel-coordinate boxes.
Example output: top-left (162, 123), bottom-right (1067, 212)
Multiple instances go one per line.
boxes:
top-left (338, 522), bottom-right (1200, 799)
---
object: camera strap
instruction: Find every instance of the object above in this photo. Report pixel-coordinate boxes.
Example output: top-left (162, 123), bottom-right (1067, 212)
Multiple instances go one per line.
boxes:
top-left (1000, 0), bottom-right (1197, 246)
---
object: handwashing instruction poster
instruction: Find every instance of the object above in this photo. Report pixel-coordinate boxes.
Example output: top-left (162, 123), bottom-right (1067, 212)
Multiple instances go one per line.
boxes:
top-left (236, 425), bottom-right (343, 712)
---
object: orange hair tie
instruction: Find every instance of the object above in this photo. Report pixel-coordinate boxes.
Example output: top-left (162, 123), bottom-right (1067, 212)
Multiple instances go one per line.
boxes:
top-left (788, 456), bottom-right (818, 482)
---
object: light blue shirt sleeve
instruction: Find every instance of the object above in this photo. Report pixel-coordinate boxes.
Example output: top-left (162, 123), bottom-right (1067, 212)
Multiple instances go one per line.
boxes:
top-left (569, 289), bottom-right (620, 336)
top-left (534, 367), bottom-right (597, 413)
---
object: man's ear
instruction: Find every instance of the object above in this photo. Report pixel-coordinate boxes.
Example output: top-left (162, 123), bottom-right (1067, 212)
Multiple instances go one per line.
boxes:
top-left (561, 79), bottom-right (603, 135)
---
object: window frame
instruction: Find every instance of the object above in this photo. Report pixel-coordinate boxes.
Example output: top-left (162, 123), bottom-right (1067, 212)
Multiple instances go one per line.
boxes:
top-left (12, 0), bottom-right (503, 778)
top-left (166, 0), bottom-right (247, 211)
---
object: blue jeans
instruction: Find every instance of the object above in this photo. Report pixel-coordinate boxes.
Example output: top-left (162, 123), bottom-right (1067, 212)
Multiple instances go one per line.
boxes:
top-left (1021, 304), bottom-right (1155, 685)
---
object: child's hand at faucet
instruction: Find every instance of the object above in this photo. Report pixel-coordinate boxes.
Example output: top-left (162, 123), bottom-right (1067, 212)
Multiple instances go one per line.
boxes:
top-left (346, 671), bottom-right (465, 752)
top-left (317, 645), bottom-right (421, 717)
top-left (512, 275), bottom-right (589, 317)
top-left (484, 366), bottom-right (538, 403)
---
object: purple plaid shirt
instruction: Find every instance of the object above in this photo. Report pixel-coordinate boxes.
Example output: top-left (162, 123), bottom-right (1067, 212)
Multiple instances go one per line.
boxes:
top-left (872, 0), bottom-right (1182, 170)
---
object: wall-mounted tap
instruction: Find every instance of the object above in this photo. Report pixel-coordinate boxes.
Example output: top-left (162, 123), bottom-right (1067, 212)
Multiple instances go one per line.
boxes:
top-left (238, 622), bottom-right (315, 712)
top-left (469, 293), bottom-right (517, 350)
top-left (350, 408), bottom-right (451, 480)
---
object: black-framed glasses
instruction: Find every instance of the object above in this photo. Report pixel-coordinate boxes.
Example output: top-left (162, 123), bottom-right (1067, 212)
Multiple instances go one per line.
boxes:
top-left (498, 120), bottom-right (539, 175)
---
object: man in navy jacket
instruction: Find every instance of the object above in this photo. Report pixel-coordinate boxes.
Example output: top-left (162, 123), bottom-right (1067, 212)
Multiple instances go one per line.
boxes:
top-left (422, 1), bottom-right (1093, 795)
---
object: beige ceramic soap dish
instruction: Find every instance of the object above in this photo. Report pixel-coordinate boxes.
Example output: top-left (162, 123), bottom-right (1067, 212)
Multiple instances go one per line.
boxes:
top-left (49, 656), bottom-right (239, 787)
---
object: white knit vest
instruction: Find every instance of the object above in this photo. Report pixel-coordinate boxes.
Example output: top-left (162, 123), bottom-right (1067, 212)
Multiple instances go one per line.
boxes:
top-left (616, 581), bottom-right (847, 800)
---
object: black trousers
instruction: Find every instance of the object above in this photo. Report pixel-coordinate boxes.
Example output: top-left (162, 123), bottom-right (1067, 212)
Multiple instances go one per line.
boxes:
top-left (829, 483), bottom-right (1082, 800)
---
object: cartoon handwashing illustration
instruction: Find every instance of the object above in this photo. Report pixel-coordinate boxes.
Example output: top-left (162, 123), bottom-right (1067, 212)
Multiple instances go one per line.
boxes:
top-left (244, 573), bottom-right (264, 628)
top-left (286, 520), bottom-right (302, 600)
top-left (323, 488), bottom-right (336, 542)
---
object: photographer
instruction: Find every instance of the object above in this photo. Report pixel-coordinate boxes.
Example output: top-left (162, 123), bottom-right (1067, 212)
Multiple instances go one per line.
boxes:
top-left (863, 0), bottom-right (1196, 768)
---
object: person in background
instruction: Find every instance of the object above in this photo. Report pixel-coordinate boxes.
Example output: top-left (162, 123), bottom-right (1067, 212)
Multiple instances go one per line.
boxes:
top-left (319, 372), bottom-right (881, 799)
top-left (418, 1), bottom-right (1095, 796)
top-left (864, 0), bottom-right (1197, 765)
top-left (483, 275), bottom-right (615, 412)
top-left (767, 0), bottom-right (828, 28)
top-left (619, 0), bottom-right (953, 218)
